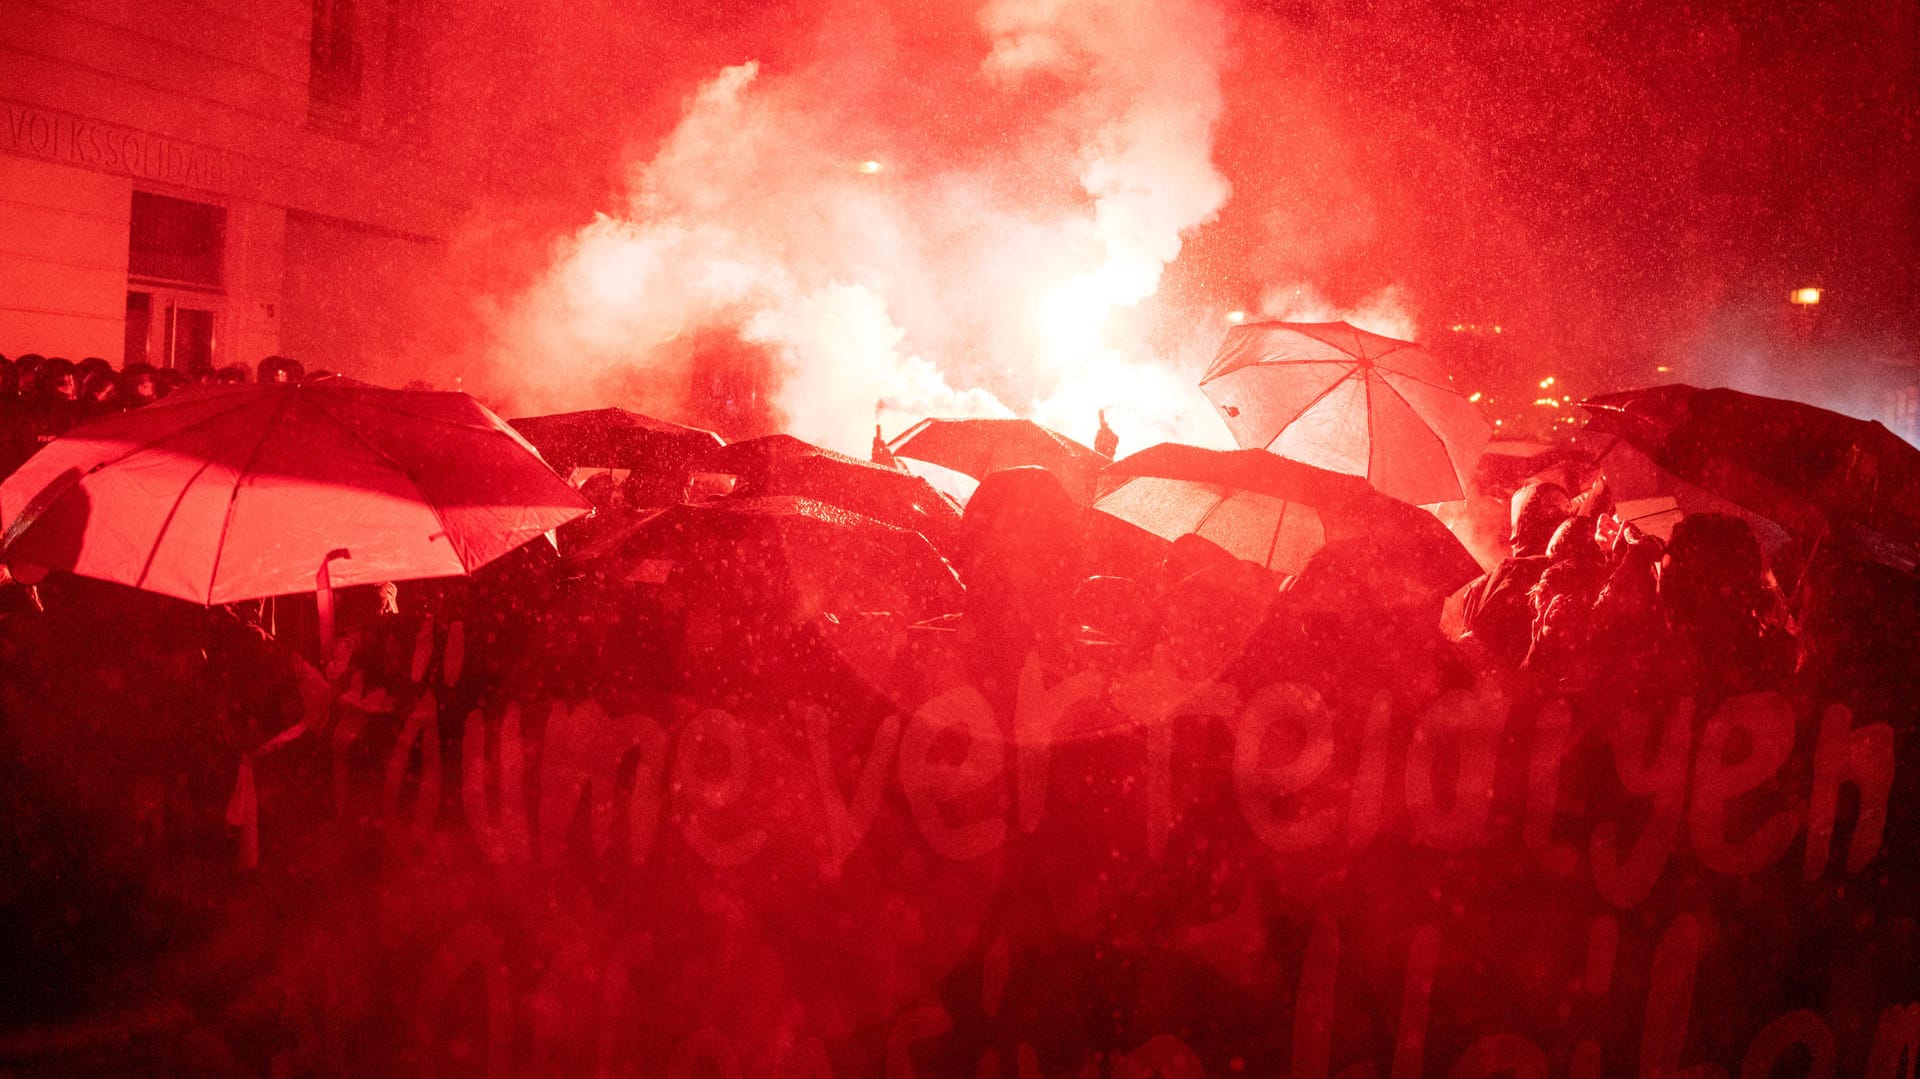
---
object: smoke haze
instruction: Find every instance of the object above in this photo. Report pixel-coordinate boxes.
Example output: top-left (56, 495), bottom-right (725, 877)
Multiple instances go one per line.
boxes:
top-left (439, 0), bottom-right (1914, 449)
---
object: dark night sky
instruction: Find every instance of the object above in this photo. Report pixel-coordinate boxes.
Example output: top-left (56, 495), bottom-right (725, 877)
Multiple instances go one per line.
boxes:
top-left (1184, 0), bottom-right (1919, 384)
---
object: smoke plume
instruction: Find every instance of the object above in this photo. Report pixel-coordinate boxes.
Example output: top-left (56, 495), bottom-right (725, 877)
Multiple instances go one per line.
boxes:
top-left (483, 0), bottom-right (1239, 454)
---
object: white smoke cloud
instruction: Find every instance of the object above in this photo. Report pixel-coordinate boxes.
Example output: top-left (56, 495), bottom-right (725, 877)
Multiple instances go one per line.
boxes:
top-left (1257, 282), bottom-right (1422, 344)
top-left (485, 0), bottom-right (1241, 458)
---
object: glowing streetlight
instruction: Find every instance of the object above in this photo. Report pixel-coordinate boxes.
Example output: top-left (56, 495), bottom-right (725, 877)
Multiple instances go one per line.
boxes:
top-left (1467, 391), bottom-right (1483, 403)
top-left (1790, 287), bottom-right (1822, 306)
top-left (859, 160), bottom-right (884, 175)
top-left (1226, 309), bottom-right (1248, 324)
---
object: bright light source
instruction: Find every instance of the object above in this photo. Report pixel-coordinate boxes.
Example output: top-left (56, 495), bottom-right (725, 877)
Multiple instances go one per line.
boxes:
top-left (859, 160), bottom-right (884, 174)
top-left (1656, 365), bottom-right (1671, 373)
top-left (1467, 391), bottom-right (1483, 403)
top-left (1450, 324), bottom-right (1465, 333)
top-left (1226, 310), bottom-right (1247, 324)
top-left (1539, 376), bottom-right (1556, 389)
top-left (1790, 287), bottom-right (1822, 306)
top-left (1494, 419), bottom-right (1504, 426)
top-left (1493, 325), bottom-right (1503, 334)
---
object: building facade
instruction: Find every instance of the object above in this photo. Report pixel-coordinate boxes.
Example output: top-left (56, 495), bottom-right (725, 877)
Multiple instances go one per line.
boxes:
top-left (0, 0), bottom-right (628, 386)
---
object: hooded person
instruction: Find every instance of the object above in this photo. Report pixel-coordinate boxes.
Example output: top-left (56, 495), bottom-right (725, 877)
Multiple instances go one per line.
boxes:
top-left (258, 355), bottom-right (305, 383)
top-left (1459, 481), bottom-right (1573, 667)
top-left (0, 359), bottom-right (28, 479)
top-left (118, 363), bottom-right (161, 409)
top-left (26, 357), bottom-right (81, 445)
top-left (1521, 515), bottom-right (1611, 683)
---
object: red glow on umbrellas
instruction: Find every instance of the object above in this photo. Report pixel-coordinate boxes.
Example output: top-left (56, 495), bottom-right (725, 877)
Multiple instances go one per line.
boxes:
top-left (1199, 320), bottom-right (1490, 506)
top-left (0, 379), bottom-right (590, 605)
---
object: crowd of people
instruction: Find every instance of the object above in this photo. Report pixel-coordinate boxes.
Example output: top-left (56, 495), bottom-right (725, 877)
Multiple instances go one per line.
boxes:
top-left (1, 350), bottom-right (1911, 727)
top-left (0, 351), bottom-right (311, 480)
top-left (2, 356), bottom-right (1918, 1070)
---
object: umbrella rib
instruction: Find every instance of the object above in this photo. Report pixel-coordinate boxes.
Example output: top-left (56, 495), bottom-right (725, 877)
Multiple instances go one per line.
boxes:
top-left (127, 453), bottom-right (230, 598)
top-left (1362, 370), bottom-right (1375, 484)
top-left (885, 417), bottom-right (934, 454)
top-left (1374, 362), bottom-right (1469, 399)
top-left (66, 391), bottom-right (272, 480)
top-left (300, 393), bottom-right (470, 564)
top-left (1283, 324), bottom-right (1366, 359)
top-left (1374, 374), bottom-right (1465, 495)
top-left (1238, 336), bottom-right (1456, 397)
top-left (200, 389), bottom-right (301, 605)
top-left (1264, 497), bottom-right (1290, 571)
top-left (1187, 483), bottom-right (1238, 540)
top-left (1261, 368), bottom-right (1365, 454)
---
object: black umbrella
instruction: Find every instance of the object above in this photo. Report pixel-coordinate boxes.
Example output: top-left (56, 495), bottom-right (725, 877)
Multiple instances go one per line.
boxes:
top-left (1580, 384), bottom-right (1920, 571)
top-left (583, 495), bottom-right (962, 623)
top-left (508, 408), bottom-right (723, 473)
top-left (698, 434), bottom-right (963, 552)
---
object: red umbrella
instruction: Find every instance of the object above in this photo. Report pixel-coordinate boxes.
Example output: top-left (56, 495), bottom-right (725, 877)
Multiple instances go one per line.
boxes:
top-left (1199, 320), bottom-right (1489, 505)
top-left (0, 379), bottom-right (589, 606)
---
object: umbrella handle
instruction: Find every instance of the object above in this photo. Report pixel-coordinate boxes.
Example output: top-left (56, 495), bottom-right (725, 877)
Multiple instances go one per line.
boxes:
top-left (316, 548), bottom-right (352, 658)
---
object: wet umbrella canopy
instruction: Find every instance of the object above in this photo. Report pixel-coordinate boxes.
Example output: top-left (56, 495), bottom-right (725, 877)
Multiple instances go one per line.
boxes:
top-left (698, 433), bottom-right (963, 552)
top-left (0, 380), bottom-right (590, 604)
top-left (507, 407), bottom-right (723, 474)
top-left (1094, 441), bottom-right (1480, 593)
top-left (1199, 320), bottom-right (1490, 506)
top-left (1581, 384), bottom-right (1920, 571)
top-left (889, 417), bottom-right (1105, 500)
top-left (579, 494), bottom-right (962, 622)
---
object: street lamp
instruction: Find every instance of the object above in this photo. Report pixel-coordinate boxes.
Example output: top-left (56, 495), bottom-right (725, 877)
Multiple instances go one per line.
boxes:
top-left (1790, 287), bottom-right (1822, 306)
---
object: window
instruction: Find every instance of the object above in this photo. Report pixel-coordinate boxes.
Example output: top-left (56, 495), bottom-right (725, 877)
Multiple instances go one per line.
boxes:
top-left (129, 191), bottom-right (225, 289)
top-left (127, 192), bottom-right (225, 370)
top-left (310, 0), bottom-right (362, 130)
top-left (124, 291), bottom-right (222, 371)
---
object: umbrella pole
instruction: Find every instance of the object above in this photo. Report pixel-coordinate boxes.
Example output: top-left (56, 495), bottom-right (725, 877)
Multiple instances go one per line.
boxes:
top-left (316, 548), bottom-right (352, 660)
top-left (1785, 523), bottom-right (1829, 619)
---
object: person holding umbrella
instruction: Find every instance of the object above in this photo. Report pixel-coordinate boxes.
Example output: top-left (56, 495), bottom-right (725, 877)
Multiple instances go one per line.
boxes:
top-left (1094, 410), bottom-right (1118, 459)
